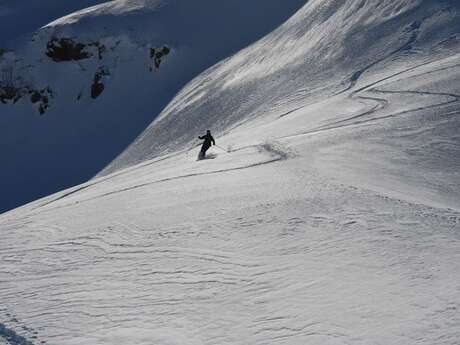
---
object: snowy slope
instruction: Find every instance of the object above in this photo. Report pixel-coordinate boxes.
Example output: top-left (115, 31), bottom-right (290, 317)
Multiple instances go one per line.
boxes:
top-left (1, 1), bottom-right (460, 345)
top-left (0, 0), bottom-right (108, 47)
top-left (108, 0), bottom-right (460, 169)
top-left (105, 0), bottom-right (460, 209)
top-left (0, 0), bottom-right (305, 213)
top-left (1, 123), bottom-right (459, 344)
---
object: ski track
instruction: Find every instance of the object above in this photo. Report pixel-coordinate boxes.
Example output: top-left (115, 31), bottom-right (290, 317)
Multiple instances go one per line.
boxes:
top-left (33, 41), bottom-right (460, 214)
top-left (2, 52), bottom-right (460, 344)
top-left (2, 4), bottom-right (460, 345)
top-left (33, 144), bottom-right (287, 213)
top-left (280, 10), bottom-right (459, 141)
top-left (336, 17), bottom-right (422, 96)
top-left (279, 56), bottom-right (460, 141)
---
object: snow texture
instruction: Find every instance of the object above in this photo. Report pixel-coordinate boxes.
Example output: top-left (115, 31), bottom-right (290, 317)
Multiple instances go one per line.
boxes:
top-left (0, 0), bottom-right (305, 212)
top-left (1, 0), bottom-right (460, 344)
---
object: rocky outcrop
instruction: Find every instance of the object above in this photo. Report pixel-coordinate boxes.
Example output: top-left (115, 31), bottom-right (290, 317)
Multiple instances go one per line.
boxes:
top-left (2, 36), bottom-right (172, 113)
top-left (30, 87), bottom-right (53, 115)
top-left (149, 46), bottom-right (170, 71)
top-left (91, 67), bottom-right (110, 99)
top-left (1, 56), bottom-right (53, 113)
top-left (0, 83), bottom-right (53, 114)
top-left (46, 37), bottom-right (91, 62)
top-left (0, 85), bottom-right (21, 104)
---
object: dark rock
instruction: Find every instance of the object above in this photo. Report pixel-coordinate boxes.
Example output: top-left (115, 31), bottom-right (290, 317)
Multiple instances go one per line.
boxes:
top-left (46, 37), bottom-right (91, 62)
top-left (91, 67), bottom-right (110, 99)
top-left (27, 87), bottom-right (53, 115)
top-left (91, 82), bottom-right (104, 99)
top-left (150, 45), bottom-right (170, 70)
top-left (0, 86), bottom-right (21, 104)
top-left (30, 90), bottom-right (41, 103)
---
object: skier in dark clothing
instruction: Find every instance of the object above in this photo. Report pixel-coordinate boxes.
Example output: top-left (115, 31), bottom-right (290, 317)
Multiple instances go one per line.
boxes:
top-left (198, 129), bottom-right (215, 159)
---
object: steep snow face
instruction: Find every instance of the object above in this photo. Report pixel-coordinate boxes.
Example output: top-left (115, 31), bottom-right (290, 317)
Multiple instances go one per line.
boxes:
top-left (0, 0), bottom-right (305, 213)
top-left (1, 1), bottom-right (460, 344)
top-left (106, 0), bottom-right (460, 209)
top-left (110, 0), bottom-right (460, 169)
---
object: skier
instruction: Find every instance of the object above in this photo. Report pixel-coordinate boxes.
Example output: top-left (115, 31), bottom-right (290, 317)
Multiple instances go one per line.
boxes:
top-left (198, 129), bottom-right (215, 159)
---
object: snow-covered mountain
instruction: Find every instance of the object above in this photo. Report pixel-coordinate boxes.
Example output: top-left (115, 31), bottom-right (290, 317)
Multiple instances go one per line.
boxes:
top-left (102, 0), bottom-right (460, 211)
top-left (0, 0), bottom-right (305, 213)
top-left (107, 0), bottom-right (460, 171)
top-left (1, 1), bottom-right (460, 344)
top-left (0, 0), bottom-right (109, 47)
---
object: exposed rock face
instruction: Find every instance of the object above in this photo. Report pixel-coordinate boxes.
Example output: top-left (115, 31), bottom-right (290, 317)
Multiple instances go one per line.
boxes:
top-left (0, 85), bottom-right (21, 104)
top-left (91, 81), bottom-right (104, 99)
top-left (46, 37), bottom-right (91, 62)
top-left (30, 87), bottom-right (53, 115)
top-left (91, 67), bottom-right (110, 99)
top-left (0, 83), bottom-right (53, 114)
top-left (1, 58), bottom-right (53, 113)
top-left (1, 37), bottom-right (172, 113)
top-left (149, 46), bottom-right (170, 71)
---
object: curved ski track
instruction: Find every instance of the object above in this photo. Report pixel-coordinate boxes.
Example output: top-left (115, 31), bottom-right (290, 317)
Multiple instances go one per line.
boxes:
top-left (34, 144), bottom-right (288, 212)
top-left (280, 57), bottom-right (460, 141)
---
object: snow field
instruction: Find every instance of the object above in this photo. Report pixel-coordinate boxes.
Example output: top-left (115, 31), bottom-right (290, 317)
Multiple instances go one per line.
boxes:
top-left (2, 1), bottom-right (460, 344)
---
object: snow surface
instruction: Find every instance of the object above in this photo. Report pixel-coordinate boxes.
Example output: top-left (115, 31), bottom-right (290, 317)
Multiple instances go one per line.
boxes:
top-left (0, 0), bottom-right (108, 47)
top-left (1, 0), bottom-right (460, 344)
top-left (0, 0), bottom-right (305, 212)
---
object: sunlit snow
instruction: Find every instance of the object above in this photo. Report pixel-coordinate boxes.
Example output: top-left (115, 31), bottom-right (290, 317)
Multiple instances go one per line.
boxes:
top-left (1, 1), bottom-right (460, 344)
